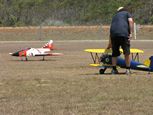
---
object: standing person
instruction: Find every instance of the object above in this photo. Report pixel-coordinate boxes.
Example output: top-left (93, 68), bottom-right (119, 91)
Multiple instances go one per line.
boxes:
top-left (109, 7), bottom-right (134, 74)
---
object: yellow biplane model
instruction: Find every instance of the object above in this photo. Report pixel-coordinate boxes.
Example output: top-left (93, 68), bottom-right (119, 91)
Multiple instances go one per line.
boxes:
top-left (84, 48), bottom-right (153, 74)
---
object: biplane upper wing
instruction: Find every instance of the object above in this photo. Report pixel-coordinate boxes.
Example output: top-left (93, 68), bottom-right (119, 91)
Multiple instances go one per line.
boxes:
top-left (84, 48), bottom-right (144, 66)
top-left (123, 49), bottom-right (144, 53)
top-left (84, 48), bottom-right (144, 53)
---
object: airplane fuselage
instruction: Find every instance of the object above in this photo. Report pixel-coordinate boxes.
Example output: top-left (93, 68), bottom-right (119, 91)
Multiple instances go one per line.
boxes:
top-left (10, 48), bottom-right (51, 57)
top-left (100, 54), bottom-right (153, 72)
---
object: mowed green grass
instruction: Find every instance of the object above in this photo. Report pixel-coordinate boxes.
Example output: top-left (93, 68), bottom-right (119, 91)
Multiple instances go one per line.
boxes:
top-left (0, 29), bottom-right (153, 114)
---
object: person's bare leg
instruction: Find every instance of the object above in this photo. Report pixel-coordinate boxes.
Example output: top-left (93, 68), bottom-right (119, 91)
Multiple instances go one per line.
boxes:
top-left (124, 54), bottom-right (131, 74)
top-left (112, 57), bottom-right (117, 66)
top-left (125, 54), bottom-right (131, 67)
top-left (111, 56), bottom-right (118, 74)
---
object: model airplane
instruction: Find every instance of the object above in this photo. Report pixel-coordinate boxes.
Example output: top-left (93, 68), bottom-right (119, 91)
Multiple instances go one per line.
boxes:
top-left (9, 40), bottom-right (63, 61)
top-left (85, 48), bottom-right (153, 74)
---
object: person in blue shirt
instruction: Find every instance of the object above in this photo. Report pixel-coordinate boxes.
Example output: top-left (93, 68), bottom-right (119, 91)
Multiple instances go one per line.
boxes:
top-left (107, 7), bottom-right (134, 74)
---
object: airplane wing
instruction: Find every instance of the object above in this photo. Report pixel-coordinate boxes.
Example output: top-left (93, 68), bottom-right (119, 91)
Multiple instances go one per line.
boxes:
top-left (84, 48), bottom-right (144, 53)
top-left (128, 49), bottom-right (144, 53)
top-left (35, 53), bottom-right (63, 56)
top-left (137, 65), bottom-right (149, 69)
top-left (131, 49), bottom-right (144, 53)
top-left (84, 48), bottom-right (144, 65)
top-left (90, 64), bottom-right (101, 67)
top-left (84, 49), bottom-right (112, 53)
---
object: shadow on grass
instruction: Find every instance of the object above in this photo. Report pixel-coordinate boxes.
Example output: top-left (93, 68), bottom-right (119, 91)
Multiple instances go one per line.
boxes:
top-left (81, 71), bottom-right (140, 76)
top-left (9, 59), bottom-right (58, 62)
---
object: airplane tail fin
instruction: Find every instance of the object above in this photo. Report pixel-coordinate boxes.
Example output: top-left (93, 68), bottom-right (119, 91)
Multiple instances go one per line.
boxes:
top-left (149, 56), bottom-right (153, 70)
top-left (144, 56), bottom-right (153, 71)
top-left (42, 40), bottom-right (54, 50)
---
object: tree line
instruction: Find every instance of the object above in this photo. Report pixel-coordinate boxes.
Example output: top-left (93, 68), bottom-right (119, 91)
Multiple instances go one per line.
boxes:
top-left (0, 0), bottom-right (153, 26)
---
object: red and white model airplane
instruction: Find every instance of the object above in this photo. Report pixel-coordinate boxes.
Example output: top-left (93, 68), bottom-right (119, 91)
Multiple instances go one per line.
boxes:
top-left (9, 40), bottom-right (63, 61)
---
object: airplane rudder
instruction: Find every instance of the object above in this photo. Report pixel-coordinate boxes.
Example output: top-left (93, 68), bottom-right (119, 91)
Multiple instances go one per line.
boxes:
top-left (149, 56), bottom-right (153, 69)
top-left (43, 40), bottom-right (54, 49)
top-left (48, 40), bottom-right (54, 49)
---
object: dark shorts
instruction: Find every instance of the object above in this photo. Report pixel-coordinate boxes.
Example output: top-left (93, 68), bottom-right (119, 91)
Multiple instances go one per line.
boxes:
top-left (111, 36), bottom-right (130, 57)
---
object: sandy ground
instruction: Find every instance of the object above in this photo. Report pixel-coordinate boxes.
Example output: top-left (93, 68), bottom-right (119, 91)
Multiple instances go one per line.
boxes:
top-left (0, 40), bottom-right (153, 114)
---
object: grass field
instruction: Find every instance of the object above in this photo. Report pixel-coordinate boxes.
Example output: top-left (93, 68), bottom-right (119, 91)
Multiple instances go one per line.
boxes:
top-left (0, 26), bottom-right (153, 115)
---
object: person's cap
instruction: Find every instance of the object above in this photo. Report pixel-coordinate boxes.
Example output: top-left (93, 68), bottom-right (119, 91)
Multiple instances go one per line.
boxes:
top-left (117, 7), bottom-right (124, 11)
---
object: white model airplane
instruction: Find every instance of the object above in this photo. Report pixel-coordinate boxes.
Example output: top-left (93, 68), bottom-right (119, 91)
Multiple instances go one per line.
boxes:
top-left (9, 40), bottom-right (63, 61)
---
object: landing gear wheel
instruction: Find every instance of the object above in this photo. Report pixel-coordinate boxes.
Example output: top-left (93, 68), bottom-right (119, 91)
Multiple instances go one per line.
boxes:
top-left (99, 68), bottom-right (106, 74)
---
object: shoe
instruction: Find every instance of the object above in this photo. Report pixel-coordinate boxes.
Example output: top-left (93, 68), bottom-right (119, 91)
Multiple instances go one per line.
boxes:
top-left (125, 69), bottom-right (132, 75)
top-left (111, 69), bottom-right (119, 74)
